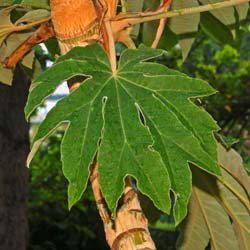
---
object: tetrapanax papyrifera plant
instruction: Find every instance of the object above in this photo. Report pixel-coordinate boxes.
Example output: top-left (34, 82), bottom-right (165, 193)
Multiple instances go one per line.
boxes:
top-left (1, 0), bottom-right (249, 249)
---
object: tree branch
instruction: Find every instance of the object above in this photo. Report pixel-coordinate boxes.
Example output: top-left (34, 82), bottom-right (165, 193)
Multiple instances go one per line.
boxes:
top-left (4, 17), bottom-right (51, 34)
top-left (112, 0), bottom-right (250, 33)
top-left (106, 0), bottom-right (118, 17)
top-left (3, 21), bottom-right (55, 70)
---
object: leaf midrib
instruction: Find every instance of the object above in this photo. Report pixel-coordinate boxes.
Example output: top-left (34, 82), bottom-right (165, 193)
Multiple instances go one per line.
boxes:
top-left (194, 187), bottom-right (220, 250)
top-left (114, 79), bottom-right (166, 208)
top-left (118, 75), bottom-right (216, 172)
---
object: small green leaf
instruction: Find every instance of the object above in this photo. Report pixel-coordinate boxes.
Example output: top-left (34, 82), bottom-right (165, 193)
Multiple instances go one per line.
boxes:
top-left (25, 44), bottom-right (220, 224)
top-left (215, 133), bottom-right (239, 150)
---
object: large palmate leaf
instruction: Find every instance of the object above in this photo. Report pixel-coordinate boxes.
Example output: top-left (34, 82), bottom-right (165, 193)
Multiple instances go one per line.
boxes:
top-left (25, 44), bottom-right (220, 224)
top-left (177, 144), bottom-right (250, 250)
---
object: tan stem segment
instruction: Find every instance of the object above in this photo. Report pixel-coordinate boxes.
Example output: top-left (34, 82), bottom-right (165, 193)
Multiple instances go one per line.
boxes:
top-left (50, 0), bottom-right (100, 53)
top-left (90, 161), bottom-right (156, 250)
top-left (4, 21), bottom-right (55, 70)
top-left (49, 0), bottom-right (156, 249)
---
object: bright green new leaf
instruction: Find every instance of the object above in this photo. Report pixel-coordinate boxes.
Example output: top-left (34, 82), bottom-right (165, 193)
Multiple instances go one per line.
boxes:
top-left (25, 44), bottom-right (220, 224)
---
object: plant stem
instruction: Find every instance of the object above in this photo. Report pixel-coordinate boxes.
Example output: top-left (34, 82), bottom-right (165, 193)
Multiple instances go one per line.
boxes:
top-left (49, 1), bottom-right (157, 249)
top-left (151, 0), bottom-right (172, 49)
top-left (105, 20), bottom-right (117, 75)
top-left (90, 161), bottom-right (157, 250)
top-left (12, 17), bottom-right (51, 32)
top-left (3, 21), bottom-right (55, 70)
top-left (112, 0), bottom-right (250, 31)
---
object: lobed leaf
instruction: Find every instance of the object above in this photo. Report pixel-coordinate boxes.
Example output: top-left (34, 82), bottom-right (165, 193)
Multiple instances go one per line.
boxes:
top-left (25, 44), bottom-right (220, 224)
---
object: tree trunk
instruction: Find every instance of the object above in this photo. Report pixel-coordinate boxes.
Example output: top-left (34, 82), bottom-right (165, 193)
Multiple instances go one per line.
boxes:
top-left (0, 65), bottom-right (30, 250)
top-left (50, 1), bottom-right (157, 249)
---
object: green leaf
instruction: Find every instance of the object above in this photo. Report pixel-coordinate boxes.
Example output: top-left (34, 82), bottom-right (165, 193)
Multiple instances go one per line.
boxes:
top-left (15, 9), bottom-right (50, 24)
top-left (20, 0), bottom-right (50, 10)
top-left (215, 133), bottom-right (239, 150)
top-left (0, 66), bottom-right (13, 85)
top-left (125, 0), bottom-right (144, 38)
top-left (176, 190), bottom-right (210, 250)
top-left (177, 169), bottom-right (239, 250)
top-left (0, 32), bottom-right (32, 85)
top-left (142, 20), bottom-right (178, 51)
top-left (0, 0), bottom-right (14, 6)
top-left (200, 11), bottom-right (234, 45)
top-left (169, 0), bottom-right (200, 60)
top-left (21, 49), bottom-right (35, 69)
top-left (235, 3), bottom-right (249, 21)
top-left (25, 44), bottom-right (220, 224)
top-left (0, 6), bottom-right (16, 47)
top-left (218, 144), bottom-right (250, 200)
top-left (0, 6), bottom-right (49, 85)
top-left (142, 0), bottom-right (178, 51)
top-left (177, 144), bottom-right (250, 250)
top-left (199, 0), bottom-right (236, 27)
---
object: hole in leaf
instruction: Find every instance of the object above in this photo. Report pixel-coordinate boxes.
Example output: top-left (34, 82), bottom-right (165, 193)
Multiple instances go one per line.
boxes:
top-left (135, 103), bottom-right (146, 126)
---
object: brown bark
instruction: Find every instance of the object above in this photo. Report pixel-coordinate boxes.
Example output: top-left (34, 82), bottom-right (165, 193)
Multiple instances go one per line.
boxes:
top-left (49, 0), bottom-right (157, 249)
top-left (0, 65), bottom-right (30, 250)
